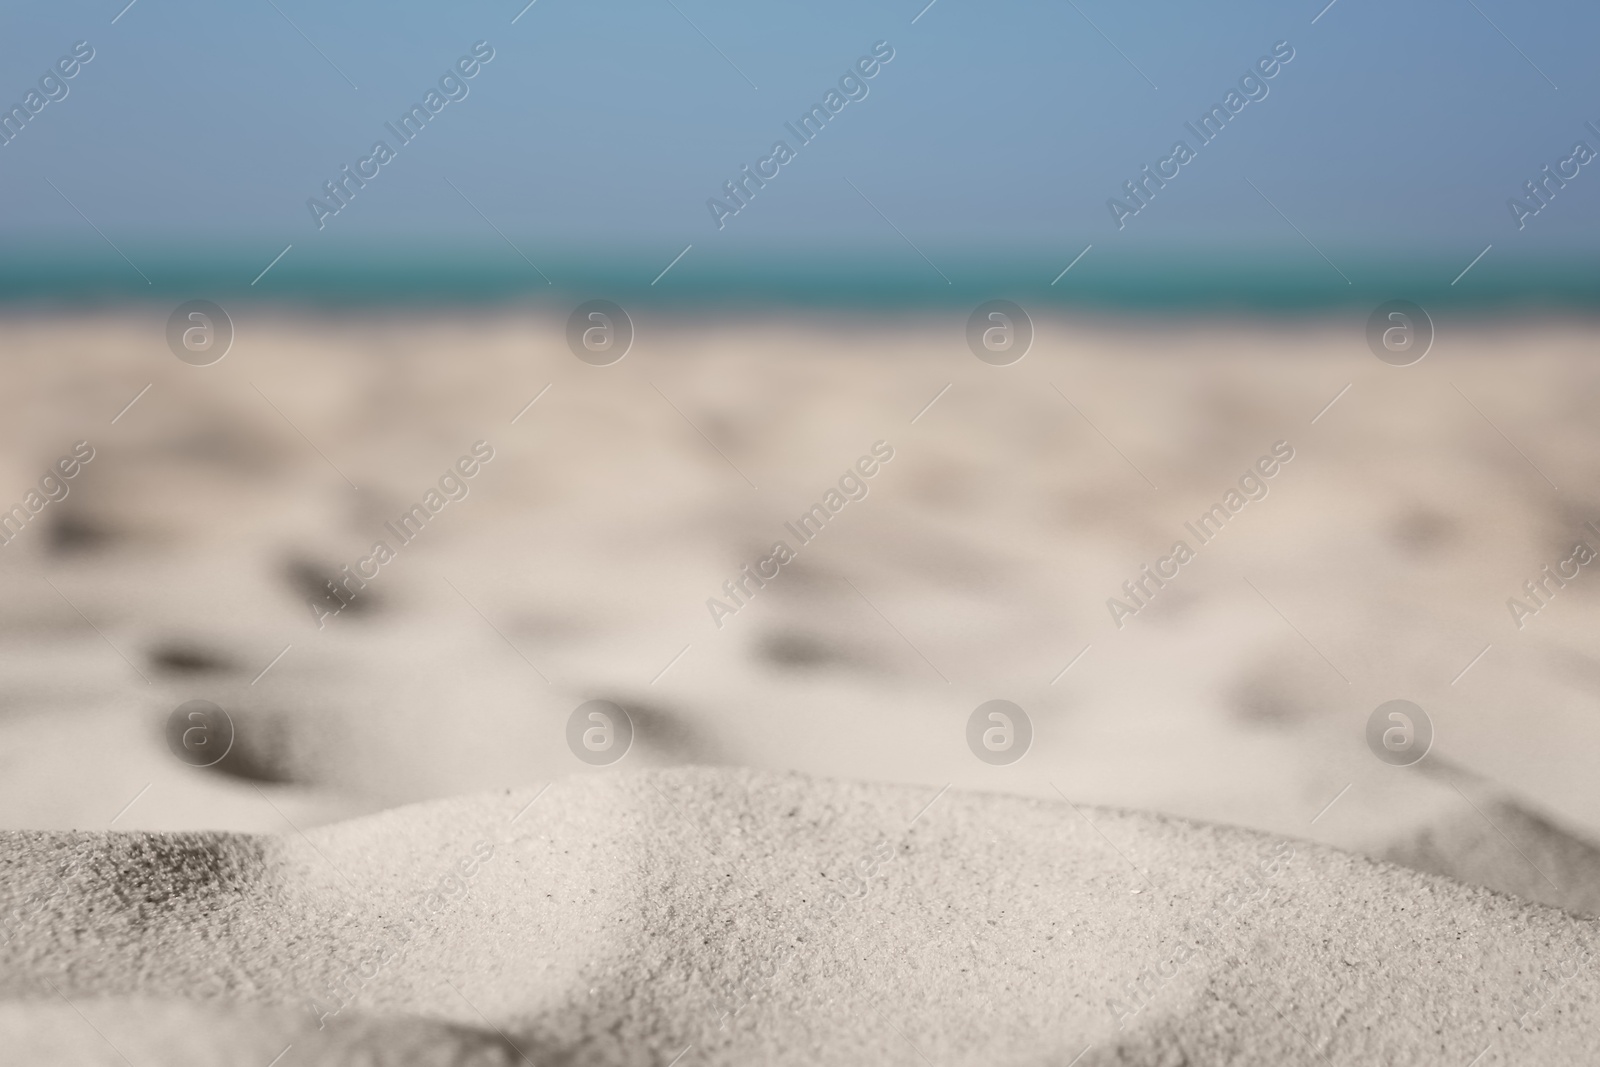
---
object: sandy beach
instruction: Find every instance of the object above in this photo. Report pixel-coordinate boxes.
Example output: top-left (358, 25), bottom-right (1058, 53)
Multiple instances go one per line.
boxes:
top-left (6, 769), bottom-right (1600, 1065)
top-left (8, 0), bottom-right (1600, 1057)
top-left (2, 309), bottom-right (1598, 1063)
top-left (2, 310), bottom-right (1597, 831)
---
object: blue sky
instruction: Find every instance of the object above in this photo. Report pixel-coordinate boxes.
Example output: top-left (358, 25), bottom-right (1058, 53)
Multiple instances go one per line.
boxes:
top-left (1, 0), bottom-right (1596, 289)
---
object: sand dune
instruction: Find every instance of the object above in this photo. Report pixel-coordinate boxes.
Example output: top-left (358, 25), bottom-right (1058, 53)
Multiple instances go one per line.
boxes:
top-left (4, 768), bottom-right (1597, 1065)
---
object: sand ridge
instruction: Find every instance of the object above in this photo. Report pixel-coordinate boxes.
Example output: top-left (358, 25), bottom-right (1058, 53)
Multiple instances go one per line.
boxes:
top-left (2, 767), bottom-right (1598, 1065)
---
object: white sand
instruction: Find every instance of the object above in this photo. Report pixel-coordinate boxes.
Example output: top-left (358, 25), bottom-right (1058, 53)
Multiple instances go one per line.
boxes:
top-left (3, 768), bottom-right (1597, 1065)
top-left (2, 311), bottom-right (1599, 1062)
top-left (3, 310), bottom-right (1599, 864)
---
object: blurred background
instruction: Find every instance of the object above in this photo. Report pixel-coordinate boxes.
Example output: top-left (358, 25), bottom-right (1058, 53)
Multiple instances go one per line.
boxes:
top-left (1, 0), bottom-right (1598, 893)
top-left (4, 0), bottom-right (1599, 303)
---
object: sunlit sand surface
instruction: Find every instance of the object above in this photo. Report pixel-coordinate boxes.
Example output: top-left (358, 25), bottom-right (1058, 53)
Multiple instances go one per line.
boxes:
top-left (2, 309), bottom-right (1597, 1062)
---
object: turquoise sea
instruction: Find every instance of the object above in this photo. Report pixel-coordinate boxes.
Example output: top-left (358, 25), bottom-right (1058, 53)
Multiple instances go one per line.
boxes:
top-left (2, 243), bottom-right (1595, 313)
